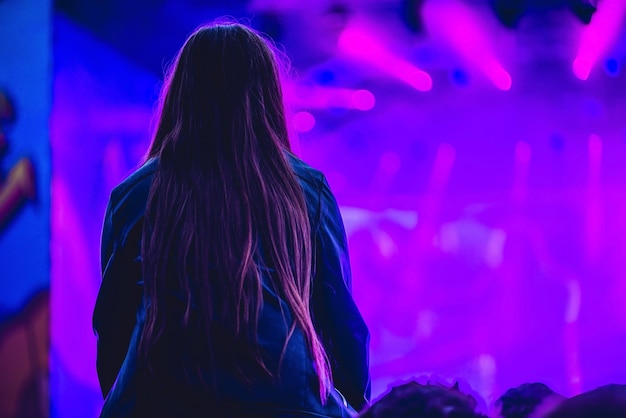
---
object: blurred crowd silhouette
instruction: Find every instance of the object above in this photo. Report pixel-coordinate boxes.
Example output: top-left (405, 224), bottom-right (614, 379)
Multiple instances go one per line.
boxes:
top-left (359, 379), bottom-right (626, 418)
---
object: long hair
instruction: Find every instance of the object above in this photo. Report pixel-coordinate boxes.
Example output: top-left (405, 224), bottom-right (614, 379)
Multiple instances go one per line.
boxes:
top-left (139, 22), bottom-right (331, 400)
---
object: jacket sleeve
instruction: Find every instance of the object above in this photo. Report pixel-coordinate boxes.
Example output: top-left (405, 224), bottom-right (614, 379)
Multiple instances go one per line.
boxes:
top-left (93, 195), bottom-right (143, 398)
top-left (312, 176), bottom-right (371, 411)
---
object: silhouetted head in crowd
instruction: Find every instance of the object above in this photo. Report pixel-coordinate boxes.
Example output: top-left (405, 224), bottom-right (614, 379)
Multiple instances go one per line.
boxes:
top-left (545, 384), bottom-right (626, 418)
top-left (359, 381), bottom-right (487, 418)
top-left (494, 383), bottom-right (565, 418)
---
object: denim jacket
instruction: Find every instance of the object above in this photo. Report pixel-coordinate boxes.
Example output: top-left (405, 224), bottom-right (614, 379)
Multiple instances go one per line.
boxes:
top-left (93, 154), bottom-right (371, 417)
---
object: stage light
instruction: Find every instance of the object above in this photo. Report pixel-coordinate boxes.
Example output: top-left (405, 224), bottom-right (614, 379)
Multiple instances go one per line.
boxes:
top-left (573, 57), bottom-right (592, 80)
top-left (284, 82), bottom-right (377, 111)
top-left (337, 26), bottom-right (433, 92)
top-left (429, 143), bottom-right (456, 192)
top-left (486, 61), bottom-right (513, 91)
top-left (573, 0), bottom-right (626, 80)
top-left (423, 0), bottom-right (512, 91)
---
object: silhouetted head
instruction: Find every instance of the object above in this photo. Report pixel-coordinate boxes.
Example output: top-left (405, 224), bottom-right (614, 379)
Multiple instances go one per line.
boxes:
top-left (148, 22), bottom-right (290, 162)
top-left (359, 381), bottom-right (486, 418)
top-left (545, 384), bottom-right (626, 418)
top-left (494, 383), bottom-right (565, 418)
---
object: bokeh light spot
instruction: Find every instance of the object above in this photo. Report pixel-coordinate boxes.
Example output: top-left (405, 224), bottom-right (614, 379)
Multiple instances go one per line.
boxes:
top-left (316, 69), bottom-right (336, 85)
top-left (292, 111), bottom-right (315, 133)
top-left (605, 58), bottom-right (620, 76)
top-left (352, 89), bottom-right (376, 111)
top-left (450, 68), bottom-right (470, 87)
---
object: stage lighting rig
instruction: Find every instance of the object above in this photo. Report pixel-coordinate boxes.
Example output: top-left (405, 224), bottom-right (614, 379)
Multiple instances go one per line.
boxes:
top-left (400, 0), bottom-right (426, 33)
top-left (489, 0), bottom-right (598, 28)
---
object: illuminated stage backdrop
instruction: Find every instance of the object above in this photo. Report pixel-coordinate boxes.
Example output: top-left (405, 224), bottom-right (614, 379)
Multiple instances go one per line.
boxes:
top-left (50, 1), bottom-right (626, 417)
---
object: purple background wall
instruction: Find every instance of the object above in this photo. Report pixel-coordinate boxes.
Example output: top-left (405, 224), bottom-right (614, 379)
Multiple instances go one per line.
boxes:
top-left (0, 0), bottom-right (51, 324)
top-left (0, 0), bottom-right (51, 416)
top-left (50, 0), bottom-right (626, 416)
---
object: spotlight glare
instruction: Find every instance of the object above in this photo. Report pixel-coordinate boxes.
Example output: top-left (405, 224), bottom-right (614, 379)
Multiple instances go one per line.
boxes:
top-left (573, 0), bottom-right (626, 80)
top-left (423, 0), bottom-right (511, 91)
top-left (492, 68), bottom-right (512, 91)
top-left (573, 57), bottom-right (591, 80)
top-left (338, 25), bottom-right (433, 92)
top-left (411, 70), bottom-right (434, 92)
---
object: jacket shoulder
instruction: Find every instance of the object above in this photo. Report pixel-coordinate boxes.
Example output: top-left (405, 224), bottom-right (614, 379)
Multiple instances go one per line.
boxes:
top-left (108, 158), bottom-right (158, 230)
top-left (110, 159), bottom-right (158, 203)
top-left (286, 152), bottom-right (325, 194)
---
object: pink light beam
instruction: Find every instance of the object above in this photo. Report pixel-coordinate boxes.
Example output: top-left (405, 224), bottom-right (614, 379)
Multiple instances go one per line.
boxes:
top-left (573, 0), bottom-right (626, 80)
top-left (283, 83), bottom-right (377, 111)
top-left (422, 0), bottom-right (512, 91)
top-left (586, 134), bottom-right (603, 263)
top-left (337, 27), bottom-right (433, 92)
